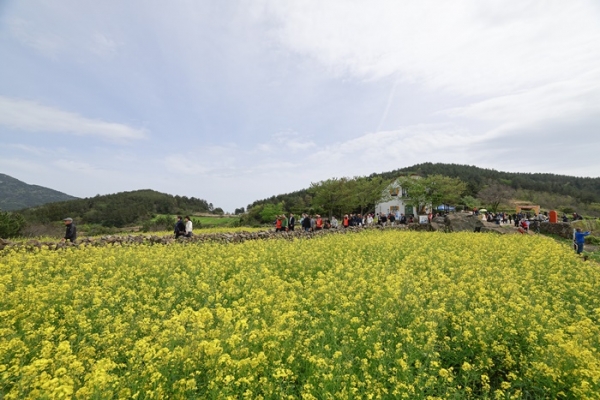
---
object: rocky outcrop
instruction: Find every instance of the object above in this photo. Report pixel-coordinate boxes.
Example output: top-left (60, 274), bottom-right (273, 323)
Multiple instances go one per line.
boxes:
top-left (538, 222), bottom-right (573, 239)
top-left (446, 213), bottom-right (485, 232)
top-left (429, 216), bottom-right (446, 232)
top-left (425, 213), bottom-right (485, 233)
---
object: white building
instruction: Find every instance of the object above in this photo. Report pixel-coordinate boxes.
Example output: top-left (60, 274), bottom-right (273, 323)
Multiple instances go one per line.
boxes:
top-left (375, 178), bottom-right (431, 217)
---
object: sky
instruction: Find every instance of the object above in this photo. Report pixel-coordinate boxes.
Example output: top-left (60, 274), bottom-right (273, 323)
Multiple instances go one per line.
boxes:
top-left (1, 1), bottom-right (599, 212)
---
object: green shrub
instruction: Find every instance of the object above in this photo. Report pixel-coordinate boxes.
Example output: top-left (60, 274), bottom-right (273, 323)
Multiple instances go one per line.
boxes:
top-left (585, 235), bottom-right (600, 245)
top-left (142, 215), bottom-right (176, 232)
top-left (0, 211), bottom-right (25, 238)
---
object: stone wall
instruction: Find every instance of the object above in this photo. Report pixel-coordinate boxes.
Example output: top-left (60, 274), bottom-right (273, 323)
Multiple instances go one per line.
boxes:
top-left (0, 225), bottom-right (411, 251)
top-left (2, 220), bottom-right (579, 252)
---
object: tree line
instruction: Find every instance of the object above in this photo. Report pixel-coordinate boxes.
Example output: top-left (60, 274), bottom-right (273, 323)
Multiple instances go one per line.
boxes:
top-left (242, 175), bottom-right (470, 225)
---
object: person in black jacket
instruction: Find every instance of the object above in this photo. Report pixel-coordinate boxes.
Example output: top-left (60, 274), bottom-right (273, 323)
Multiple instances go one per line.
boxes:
top-left (62, 218), bottom-right (77, 242)
top-left (174, 216), bottom-right (186, 238)
top-left (288, 213), bottom-right (296, 231)
top-left (301, 214), bottom-right (312, 232)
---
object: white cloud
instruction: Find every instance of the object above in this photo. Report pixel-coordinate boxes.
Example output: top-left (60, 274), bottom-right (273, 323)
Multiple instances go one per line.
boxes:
top-left (53, 159), bottom-right (104, 174)
top-left (256, 0), bottom-right (600, 178)
top-left (164, 155), bottom-right (210, 175)
top-left (257, 131), bottom-right (316, 153)
top-left (91, 33), bottom-right (121, 58)
top-left (304, 123), bottom-right (482, 177)
top-left (0, 96), bottom-right (147, 141)
top-left (6, 15), bottom-right (123, 61)
top-left (262, 1), bottom-right (600, 97)
top-left (4, 144), bottom-right (47, 156)
top-left (443, 74), bottom-right (600, 124)
top-left (6, 17), bottom-right (65, 58)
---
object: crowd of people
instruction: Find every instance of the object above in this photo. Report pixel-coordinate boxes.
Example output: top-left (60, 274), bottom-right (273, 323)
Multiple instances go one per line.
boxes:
top-left (473, 209), bottom-right (587, 234)
top-left (273, 211), bottom-right (421, 232)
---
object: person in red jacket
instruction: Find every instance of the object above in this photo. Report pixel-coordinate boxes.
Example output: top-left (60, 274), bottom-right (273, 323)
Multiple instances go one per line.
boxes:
top-left (275, 216), bottom-right (282, 232)
top-left (343, 214), bottom-right (349, 228)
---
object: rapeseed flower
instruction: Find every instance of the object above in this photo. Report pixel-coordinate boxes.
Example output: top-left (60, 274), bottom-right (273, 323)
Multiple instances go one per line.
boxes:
top-left (1, 231), bottom-right (599, 398)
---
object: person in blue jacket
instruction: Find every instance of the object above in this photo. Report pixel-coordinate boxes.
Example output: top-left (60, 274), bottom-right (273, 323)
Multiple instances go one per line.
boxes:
top-left (574, 228), bottom-right (591, 254)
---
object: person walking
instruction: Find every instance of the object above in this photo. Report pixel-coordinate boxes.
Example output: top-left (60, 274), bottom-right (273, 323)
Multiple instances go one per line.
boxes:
top-left (289, 213), bottom-right (295, 231)
top-left (62, 217), bottom-right (77, 242)
top-left (574, 228), bottom-right (591, 254)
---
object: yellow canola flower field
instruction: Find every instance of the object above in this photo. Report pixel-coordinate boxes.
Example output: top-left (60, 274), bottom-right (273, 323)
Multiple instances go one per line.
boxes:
top-left (1, 231), bottom-right (600, 399)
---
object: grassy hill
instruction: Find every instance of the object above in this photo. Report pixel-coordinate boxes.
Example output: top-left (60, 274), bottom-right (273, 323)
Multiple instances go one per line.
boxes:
top-left (0, 173), bottom-right (77, 211)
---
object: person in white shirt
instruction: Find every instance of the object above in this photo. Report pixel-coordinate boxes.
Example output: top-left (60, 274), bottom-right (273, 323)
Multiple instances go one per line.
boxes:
top-left (184, 216), bottom-right (193, 237)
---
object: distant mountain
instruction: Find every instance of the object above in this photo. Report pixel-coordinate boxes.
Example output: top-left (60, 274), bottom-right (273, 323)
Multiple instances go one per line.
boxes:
top-left (0, 173), bottom-right (78, 211)
top-left (19, 189), bottom-right (213, 228)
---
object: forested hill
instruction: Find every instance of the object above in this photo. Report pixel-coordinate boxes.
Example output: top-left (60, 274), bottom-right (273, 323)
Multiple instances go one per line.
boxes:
top-left (379, 163), bottom-right (600, 204)
top-left (248, 163), bottom-right (600, 212)
top-left (19, 189), bottom-right (213, 228)
top-left (0, 173), bottom-right (77, 211)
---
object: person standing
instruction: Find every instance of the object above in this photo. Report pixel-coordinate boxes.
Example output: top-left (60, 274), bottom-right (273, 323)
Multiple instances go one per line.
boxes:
top-left (174, 216), bottom-right (185, 238)
top-left (367, 213), bottom-right (374, 225)
top-left (281, 214), bottom-right (289, 231)
top-left (62, 217), bottom-right (77, 242)
top-left (184, 216), bottom-right (193, 237)
top-left (315, 215), bottom-right (323, 230)
top-left (399, 213), bottom-right (406, 224)
top-left (289, 213), bottom-right (295, 231)
top-left (302, 214), bottom-right (311, 232)
top-left (574, 228), bottom-right (591, 254)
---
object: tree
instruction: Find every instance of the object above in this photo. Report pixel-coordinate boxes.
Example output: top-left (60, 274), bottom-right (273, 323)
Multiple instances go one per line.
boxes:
top-left (397, 175), bottom-right (467, 214)
top-left (310, 178), bottom-right (353, 218)
top-left (477, 183), bottom-right (516, 213)
top-left (425, 175), bottom-right (467, 210)
top-left (397, 176), bottom-right (430, 214)
top-left (234, 207), bottom-right (245, 215)
top-left (213, 207), bottom-right (224, 215)
top-left (351, 176), bottom-right (391, 215)
top-left (461, 195), bottom-right (481, 210)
